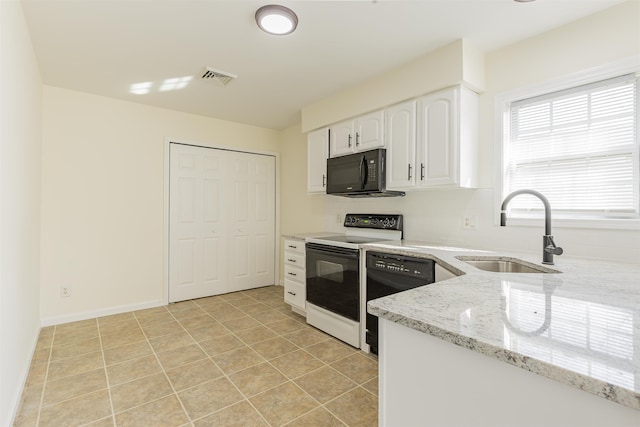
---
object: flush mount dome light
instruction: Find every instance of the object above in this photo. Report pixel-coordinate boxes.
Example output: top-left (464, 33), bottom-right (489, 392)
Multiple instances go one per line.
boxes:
top-left (255, 4), bottom-right (298, 35)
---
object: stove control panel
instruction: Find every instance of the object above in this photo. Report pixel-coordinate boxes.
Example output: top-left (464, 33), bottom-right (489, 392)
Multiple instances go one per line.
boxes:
top-left (343, 214), bottom-right (403, 231)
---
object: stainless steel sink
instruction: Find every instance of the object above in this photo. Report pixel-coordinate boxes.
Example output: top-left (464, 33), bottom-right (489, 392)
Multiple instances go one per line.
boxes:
top-left (455, 256), bottom-right (561, 274)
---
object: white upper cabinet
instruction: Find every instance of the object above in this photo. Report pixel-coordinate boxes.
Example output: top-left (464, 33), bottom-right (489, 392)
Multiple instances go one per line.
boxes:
top-left (355, 110), bottom-right (385, 151)
top-left (307, 127), bottom-right (329, 194)
top-left (316, 86), bottom-right (478, 192)
top-left (329, 119), bottom-right (354, 157)
top-left (385, 100), bottom-right (417, 189)
top-left (416, 86), bottom-right (478, 188)
top-left (329, 109), bottom-right (384, 157)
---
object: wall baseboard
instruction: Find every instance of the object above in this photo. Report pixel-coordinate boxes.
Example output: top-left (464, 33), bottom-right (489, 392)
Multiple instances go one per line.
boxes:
top-left (40, 299), bottom-right (166, 327)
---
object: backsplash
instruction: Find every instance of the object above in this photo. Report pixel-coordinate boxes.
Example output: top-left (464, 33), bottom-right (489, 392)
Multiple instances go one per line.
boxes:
top-left (322, 188), bottom-right (640, 264)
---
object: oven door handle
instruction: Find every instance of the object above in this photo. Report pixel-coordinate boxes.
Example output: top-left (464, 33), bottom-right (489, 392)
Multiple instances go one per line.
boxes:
top-left (306, 243), bottom-right (359, 258)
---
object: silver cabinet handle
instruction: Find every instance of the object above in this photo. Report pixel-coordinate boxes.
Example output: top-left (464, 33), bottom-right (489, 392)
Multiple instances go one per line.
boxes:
top-left (288, 272), bottom-right (297, 276)
top-left (408, 164), bottom-right (412, 180)
top-left (421, 163), bottom-right (425, 181)
top-left (322, 174), bottom-right (326, 187)
top-left (287, 245), bottom-right (297, 249)
top-left (287, 291), bottom-right (296, 296)
top-left (355, 132), bottom-right (360, 146)
top-left (348, 134), bottom-right (352, 147)
top-left (287, 258), bottom-right (296, 263)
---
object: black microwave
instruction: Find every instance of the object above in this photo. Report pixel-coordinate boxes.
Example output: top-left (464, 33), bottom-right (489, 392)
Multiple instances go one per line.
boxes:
top-left (326, 149), bottom-right (405, 197)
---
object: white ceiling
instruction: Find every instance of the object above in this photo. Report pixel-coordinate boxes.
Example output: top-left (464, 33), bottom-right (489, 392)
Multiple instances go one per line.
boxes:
top-left (21, 0), bottom-right (626, 130)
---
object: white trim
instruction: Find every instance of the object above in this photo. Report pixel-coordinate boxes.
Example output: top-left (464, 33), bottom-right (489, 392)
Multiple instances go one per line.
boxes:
top-left (494, 56), bottom-right (640, 106)
top-left (163, 137), bottom-right (281, 304)
top-left (502, 217), bottom-right (640, 231)
top-left (40, 299), bottom-right (166, 327)
top-left (493, 56), bottom-right (640, 229)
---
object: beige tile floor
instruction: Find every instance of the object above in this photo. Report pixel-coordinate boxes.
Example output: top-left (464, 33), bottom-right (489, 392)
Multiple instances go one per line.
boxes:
top-left (14, 286), bottom-right (379, 427)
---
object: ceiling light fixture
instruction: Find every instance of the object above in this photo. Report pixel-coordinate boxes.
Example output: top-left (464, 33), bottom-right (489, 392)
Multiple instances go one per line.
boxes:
top-left (255, 5), bottom-right (298, 35)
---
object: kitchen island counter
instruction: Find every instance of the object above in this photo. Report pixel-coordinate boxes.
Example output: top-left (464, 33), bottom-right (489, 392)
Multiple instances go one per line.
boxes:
top-left (364, 241), bottom-right (640, 419)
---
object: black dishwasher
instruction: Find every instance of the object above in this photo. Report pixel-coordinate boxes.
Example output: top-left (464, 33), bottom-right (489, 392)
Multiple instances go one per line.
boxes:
top-left (366, 252), bottom-right (435, 355)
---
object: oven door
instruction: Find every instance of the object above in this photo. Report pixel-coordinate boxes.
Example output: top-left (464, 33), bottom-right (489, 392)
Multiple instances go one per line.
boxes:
top-left (305, 243), bottom-right (360, 322)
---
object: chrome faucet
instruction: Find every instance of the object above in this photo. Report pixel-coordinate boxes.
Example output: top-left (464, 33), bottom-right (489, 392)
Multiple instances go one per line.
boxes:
top-left (500, 189), bottom-right (563, 265)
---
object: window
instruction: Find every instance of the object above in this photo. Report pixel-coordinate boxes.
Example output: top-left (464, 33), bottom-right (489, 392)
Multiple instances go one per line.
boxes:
top-left (499, 72), bottom-right (639, 226)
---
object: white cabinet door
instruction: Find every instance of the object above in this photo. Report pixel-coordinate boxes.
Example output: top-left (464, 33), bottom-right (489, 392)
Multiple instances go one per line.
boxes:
top-left (417, 87), bottom-right (459, 187)
top-left (355, 109), bottom-right (385, 151)
top-left (329, 119), bottom-right (355, 157)
top-left (329, 109), bottom-right (385, 157)
top-left (307, 128), bottom-right (329, 193)
top-left (169, 144), bottom-right (227, 302)
top-left (228, 152), bottom-right (276, 292)
top-left (386, 100), bottom-right (416, 189)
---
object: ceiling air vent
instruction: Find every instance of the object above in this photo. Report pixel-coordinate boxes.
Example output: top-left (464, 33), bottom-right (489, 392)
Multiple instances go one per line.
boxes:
top-left (200, 67), bottom-right (237, 87)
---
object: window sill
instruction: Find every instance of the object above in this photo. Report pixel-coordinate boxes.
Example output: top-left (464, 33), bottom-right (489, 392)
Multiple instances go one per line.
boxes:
top-left (498, 216), bottom-right (640, 231)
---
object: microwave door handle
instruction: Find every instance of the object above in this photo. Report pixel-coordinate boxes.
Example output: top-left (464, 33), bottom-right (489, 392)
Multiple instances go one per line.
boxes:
top-left (359, 156), bottom-right (367, 189)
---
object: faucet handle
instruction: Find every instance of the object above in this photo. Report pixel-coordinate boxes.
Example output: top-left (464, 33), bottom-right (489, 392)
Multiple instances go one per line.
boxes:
top-left (546, 245), bottom-right (564, 256)
top-left (545, 236), bottom-right (563, 256)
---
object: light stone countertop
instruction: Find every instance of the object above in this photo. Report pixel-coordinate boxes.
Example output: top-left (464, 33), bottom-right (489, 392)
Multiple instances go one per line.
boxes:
top-left (282, 232), bottom-right (340, 241)
top-left (364, 240), bottom-right (640, 411)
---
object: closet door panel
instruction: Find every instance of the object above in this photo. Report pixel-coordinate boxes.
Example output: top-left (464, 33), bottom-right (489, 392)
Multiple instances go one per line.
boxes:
top-left (169, 144), bottom-right (228, 302)
top-left (227, 152), bottom-right (275, 292)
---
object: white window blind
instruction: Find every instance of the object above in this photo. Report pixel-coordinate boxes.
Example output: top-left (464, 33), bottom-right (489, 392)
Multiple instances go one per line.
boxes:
top-left (506, 74), bottom-right (639, 220)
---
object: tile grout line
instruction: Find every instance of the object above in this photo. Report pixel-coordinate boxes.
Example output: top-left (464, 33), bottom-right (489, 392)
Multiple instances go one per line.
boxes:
top-left (191, 291), bottom-right (306, 425)
top-left (96, 317), bottom-right (117, 426)
top-left (212, 294), bottom-right (370, 427)
top-left (133, 306), bottom-right (194, 426)
top-left (188, 294), bottom-right (275, 426)
top-left (34, 325), bottom-right (56, 427)
top-left (24, 288), bottom-right (377, 427)
top-left (279, 360), bottom-right (373, 427)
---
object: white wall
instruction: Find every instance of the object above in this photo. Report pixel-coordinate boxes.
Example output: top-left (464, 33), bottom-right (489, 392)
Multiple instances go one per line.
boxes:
top-left (40, 86), bottom-right (281, 324)
top-left (280, 123), bottom-right (326, 235)
top-left (0, 1), bottom-right (43, 424)
top-left (279, 124), bottom-right (327, 283)
top-left (292, 1), bottom-right (640, 265)
top-left (301, 39), bottom-right (484, 132)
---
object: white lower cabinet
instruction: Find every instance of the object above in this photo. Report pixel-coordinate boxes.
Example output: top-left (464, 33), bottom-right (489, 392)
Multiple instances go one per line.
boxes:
top-left (379, 319), bottom-right (640, 427)
top-left (283, 238), bottom-right (306, 313)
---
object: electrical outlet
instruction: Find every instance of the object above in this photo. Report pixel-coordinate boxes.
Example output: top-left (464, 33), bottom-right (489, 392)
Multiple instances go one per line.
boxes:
top-left (463, 216), bottom-right (478, 230)
top-left (60, 286), bottom-right (72, 298)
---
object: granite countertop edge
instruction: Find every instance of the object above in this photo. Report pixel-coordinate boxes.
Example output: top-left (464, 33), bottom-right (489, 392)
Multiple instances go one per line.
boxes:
top-left (282, 232), bottom-right (339, 240)
top-left (364, 241), bottom-right (640, 411)
top-left (368, 303), bottom-right (640, 411)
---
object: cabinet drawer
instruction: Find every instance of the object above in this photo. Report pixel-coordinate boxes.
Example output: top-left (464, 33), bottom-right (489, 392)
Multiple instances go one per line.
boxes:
top-left (284, 280), bottom-right (305, 310)
top-left (284, 251), bottom-right (305, 267)
top-left (284, 239), bottom-right (305, 254)
top-left (284, 264), bottom-right (304, 285)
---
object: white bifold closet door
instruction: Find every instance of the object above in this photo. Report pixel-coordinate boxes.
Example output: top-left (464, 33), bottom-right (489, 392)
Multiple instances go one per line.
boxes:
top-left (169, 143), bottom-right (275, 303)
